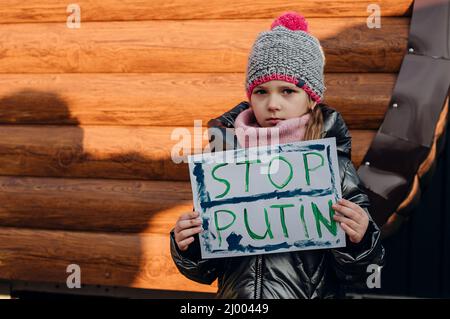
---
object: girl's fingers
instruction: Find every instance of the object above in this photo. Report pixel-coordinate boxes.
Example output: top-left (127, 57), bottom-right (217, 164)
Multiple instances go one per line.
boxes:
top-left (332, 203), bottom-right (359, 222)
top-left (177, 236), bottom-right (195, 251)
top-left (337, 199), bottom-right (366, 216)
top-left (174, 211), bottom-right (201, 233)
top-left (179, 211), bottom-right (200, 221)
top-left (333, 200), bottom-right (369, 243)
top-left (177, 226), bottom-right (202, 242)
top-left (333, 214), bottom-right (359, 231)
top-left (176, 218), bottom-right (203, 233)
top-left (340, 222), bottom-right (359, 241)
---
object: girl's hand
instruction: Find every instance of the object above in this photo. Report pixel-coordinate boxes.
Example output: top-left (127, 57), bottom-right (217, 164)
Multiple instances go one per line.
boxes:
top-left (332, 199), bottom-right (369, 244)
top-left (174, 210), bottom-right (203, 251)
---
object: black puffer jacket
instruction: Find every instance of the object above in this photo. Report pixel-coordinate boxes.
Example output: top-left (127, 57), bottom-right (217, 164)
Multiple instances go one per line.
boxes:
top-left (170, 102), bottom-right (385, 299)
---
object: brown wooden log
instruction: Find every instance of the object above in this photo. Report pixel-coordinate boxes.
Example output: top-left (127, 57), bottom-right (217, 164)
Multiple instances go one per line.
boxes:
top-left (0, 18), bottom-right (409, 73)
top-left (0, 226), bottom-right (217, 292)
top-left (0, 73), bottom-right (395, 128)
top-left (0, 176), bottom-right (192, 233)
top-left (0, 0), bottom-right (413, 23)
top-left (0, 126), bottom-right (376, 181)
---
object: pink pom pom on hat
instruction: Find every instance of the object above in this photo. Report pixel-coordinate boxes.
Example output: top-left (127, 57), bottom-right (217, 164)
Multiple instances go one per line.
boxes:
top-left (270, 11), bottom-right (309, 32)
top-left (245, 11), bottom-right (325, 103)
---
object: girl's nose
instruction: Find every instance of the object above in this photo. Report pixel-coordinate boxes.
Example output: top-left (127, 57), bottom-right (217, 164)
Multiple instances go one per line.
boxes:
top-left (267, 94), bottom-right (282, 112)
top-left (268, 104), bottom-right (281, 112)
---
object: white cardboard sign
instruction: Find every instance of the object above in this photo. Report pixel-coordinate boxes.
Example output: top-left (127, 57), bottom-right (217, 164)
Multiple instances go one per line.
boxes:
top-left (188, 138), bottom-right (345, 259)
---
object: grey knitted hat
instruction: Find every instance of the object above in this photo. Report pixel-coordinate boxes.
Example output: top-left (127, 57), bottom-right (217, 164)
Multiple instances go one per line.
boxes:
top-left (245, 12), bottom-right (325, 103)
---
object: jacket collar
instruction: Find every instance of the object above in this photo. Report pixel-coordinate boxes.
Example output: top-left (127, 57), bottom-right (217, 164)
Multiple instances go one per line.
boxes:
top-left (208, 101), bottom-right (352, 159)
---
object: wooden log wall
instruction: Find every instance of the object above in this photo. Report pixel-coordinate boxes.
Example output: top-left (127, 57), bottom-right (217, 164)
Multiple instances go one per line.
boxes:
top-left (0, 0), bottom-right (413, 294)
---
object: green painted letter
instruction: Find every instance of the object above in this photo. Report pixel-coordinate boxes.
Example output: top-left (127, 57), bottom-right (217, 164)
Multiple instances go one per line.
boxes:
top-left (270, 204), bottom-right (295, 238)
top-left (299, 204), bottom-right (310, 238)
top-left (244, 207), bottom-right (273, 240)
top-left (268, 156), bottom-right (293, 190)
top-left (311, 200), bottom-right (337, 238)
top-left (237, 159), bottom-right (261, 192)
top-left (303, 152), bottom-right (324, 186)
top-left (211, 163), bottom-right (230, 198)
top-left (214, 209), bottom-right (236, 247)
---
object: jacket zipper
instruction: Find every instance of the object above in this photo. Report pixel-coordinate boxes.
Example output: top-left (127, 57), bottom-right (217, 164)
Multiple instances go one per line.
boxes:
top-left (254, 255), bottom-right (263, 299)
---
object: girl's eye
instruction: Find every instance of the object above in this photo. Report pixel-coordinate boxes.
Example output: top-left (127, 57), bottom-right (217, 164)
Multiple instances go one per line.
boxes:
top-left (254, 89), bottom-right (295, 94)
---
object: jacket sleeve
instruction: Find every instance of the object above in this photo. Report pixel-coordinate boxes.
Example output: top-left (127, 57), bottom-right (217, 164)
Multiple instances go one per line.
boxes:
top-left (330, 159), bottom-right (386, 287)
top-left (170, 107), bottom-right (250, 286)
top-left (170, 227), bottom-right (223, 285)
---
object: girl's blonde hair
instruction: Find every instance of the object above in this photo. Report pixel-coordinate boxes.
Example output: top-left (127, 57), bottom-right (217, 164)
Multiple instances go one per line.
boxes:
top-left (303, 44), bottom-right (325, 141)
top-left (303, 98), bottom-right (324, 141)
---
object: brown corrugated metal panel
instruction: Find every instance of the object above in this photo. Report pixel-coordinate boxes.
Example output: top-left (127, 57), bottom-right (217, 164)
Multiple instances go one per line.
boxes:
top-left (358, 0), bottom-right (450, 237)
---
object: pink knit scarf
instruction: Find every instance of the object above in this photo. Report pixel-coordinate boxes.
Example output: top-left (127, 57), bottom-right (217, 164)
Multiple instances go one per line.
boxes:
top-left (234, 108), bottom-right (311, 148)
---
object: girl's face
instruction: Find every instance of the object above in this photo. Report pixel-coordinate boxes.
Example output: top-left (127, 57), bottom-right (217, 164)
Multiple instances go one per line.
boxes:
top-left (250, 80), bottom-right (314, 127)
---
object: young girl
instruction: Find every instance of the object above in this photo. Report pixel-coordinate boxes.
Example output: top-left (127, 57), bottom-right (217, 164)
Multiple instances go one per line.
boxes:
top-left (171, 12), bottom-right (385, 299)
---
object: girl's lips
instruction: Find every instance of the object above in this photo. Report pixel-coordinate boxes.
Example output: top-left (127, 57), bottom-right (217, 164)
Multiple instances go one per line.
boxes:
top-left (267, 118), bottom-right (283, 125)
